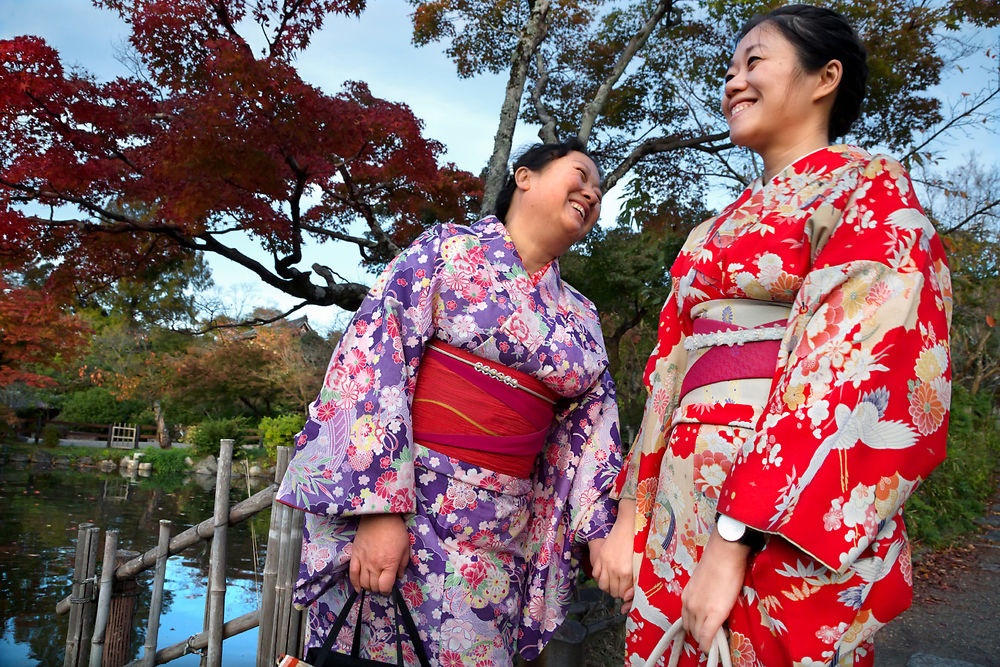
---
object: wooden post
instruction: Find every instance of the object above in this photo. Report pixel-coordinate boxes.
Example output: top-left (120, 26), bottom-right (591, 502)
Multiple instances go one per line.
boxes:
top-left (257, 446), bottom-right (290, 667)
top-left (104, 549), bottom-right (141, 666)
top-left (204, 439), bottom-right (234, 667)
top-left (89, 529), bottom-right (119, 667)
top-left (77, 526), bottom-right (101, 667)
top-left (142, 521), bottom-right (171, 667)
top-left (284, 505), bottom-right (305, 657)
top-left (64, 523), bottom-right (94, 667)
top-left (271, 447), bottom-right (297, 662)
top-left (272, 501), bottom-right (291, 660)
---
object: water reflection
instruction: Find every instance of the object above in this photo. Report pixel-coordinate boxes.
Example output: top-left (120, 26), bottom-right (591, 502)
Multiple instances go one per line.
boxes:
top-left (0, 462), bottom-right (270, 666)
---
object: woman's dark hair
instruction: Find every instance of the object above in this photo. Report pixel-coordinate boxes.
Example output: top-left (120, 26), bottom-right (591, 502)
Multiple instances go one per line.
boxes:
top-left (737, 4), bottom-right (868, 140)
top-left (493, 138), bottom-right (601, 222)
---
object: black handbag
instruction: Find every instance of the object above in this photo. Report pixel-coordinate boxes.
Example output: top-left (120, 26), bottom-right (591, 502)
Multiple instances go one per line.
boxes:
top-left (304, 586), bottom-right (431, 667)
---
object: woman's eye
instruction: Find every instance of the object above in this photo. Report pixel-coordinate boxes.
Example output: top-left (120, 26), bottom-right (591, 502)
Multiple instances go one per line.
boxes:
top-left (747, 56), bottom-right (761, 67)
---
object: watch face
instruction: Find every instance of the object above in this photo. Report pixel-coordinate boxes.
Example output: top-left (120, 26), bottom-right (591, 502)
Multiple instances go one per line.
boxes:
top-left (717, 514), bottom-right (746, 542)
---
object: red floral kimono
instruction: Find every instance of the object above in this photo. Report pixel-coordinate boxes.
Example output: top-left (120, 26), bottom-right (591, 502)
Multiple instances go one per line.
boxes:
top-left (615, 146), bottom-right (952, 666)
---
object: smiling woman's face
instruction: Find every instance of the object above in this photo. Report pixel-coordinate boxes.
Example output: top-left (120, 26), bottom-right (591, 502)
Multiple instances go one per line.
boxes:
top-left (516, 150), bottom-right (602, 247)
top-left (721, 23), bottom-right (828, 158)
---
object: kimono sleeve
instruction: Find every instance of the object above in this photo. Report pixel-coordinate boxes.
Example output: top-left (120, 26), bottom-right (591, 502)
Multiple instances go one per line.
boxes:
top-left (717, 156), bottom-right (954, 572)
top-left (518, 368), bottom-right (622, 659)
top-left (275, 225), bottom-right (449, 518)
top-left (565, 369), bottom-right (623, 544)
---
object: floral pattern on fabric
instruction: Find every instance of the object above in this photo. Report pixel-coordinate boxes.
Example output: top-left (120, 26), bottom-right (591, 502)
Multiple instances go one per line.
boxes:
top-left (277, 217), bottom-right (622, 664)
top-left (616, 146), bottom-right (952, 666)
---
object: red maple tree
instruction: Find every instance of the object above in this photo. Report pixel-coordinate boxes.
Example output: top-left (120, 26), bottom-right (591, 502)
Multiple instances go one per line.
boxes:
top-left (0, 278), bottom-right (89, 387)
top-left (0, 0), bottom-right (481, 326)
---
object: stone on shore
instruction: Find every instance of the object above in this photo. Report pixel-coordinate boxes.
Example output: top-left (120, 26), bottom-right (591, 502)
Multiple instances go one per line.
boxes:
top-left (192, 455), bottom-right (217, 475)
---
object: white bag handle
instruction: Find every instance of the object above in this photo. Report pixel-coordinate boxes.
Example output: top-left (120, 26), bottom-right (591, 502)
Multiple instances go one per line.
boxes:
top-left (643, 619), bottom-right (732, 667)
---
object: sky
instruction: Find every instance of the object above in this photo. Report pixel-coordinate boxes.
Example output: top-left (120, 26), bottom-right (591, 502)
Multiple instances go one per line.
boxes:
top-left (2, 1), bottom-right (997, 333)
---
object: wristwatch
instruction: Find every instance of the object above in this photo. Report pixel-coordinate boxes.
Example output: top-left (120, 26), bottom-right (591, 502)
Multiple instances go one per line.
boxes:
top-left (716, 513), bottom-right (766, 552)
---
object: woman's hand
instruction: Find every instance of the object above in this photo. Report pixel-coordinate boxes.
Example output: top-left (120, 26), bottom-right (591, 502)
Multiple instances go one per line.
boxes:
top-left (349, 514), bottom-right (411, 594)
top-left (680, 527), bottom-right (750, 653)
top-left (591, 498), bottom-right (636, 612)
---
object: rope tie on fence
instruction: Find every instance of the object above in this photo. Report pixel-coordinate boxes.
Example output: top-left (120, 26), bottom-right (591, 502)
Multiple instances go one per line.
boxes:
top-left (184, 636), bottom-right (205, 657)
top-left (69, 575), bottom-right (99, 603)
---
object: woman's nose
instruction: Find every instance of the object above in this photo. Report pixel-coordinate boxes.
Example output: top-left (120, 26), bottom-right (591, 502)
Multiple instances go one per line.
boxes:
top-left (724, 72), bottom-right (744, 98)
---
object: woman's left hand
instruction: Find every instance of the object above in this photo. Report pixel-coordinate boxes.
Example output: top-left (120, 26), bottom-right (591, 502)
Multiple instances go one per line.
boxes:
top-left (680, 527), bottom-right (750, 653)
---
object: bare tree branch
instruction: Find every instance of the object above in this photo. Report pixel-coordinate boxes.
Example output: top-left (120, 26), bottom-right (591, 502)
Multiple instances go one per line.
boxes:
top-left (16, 180), bottom-right (371, 310)
top-left (332, 165), bottom-right (401, 256)
top-left (479, 0), bottom-right (552, 216)
top-left (576, 0), bottom-right (675, 144)
top-left (182, 300), bottom-right (310, 335)
top-left (300, 223), bottom-right (377, 249)
top-left (900, 83), bottom-right (1000, 165)
top-left (532, 52), bottom-right (558, 143)
top-left (603, 131), bottom-right (731, 191)
top-left (941, 197), bottom-right (1000, 235)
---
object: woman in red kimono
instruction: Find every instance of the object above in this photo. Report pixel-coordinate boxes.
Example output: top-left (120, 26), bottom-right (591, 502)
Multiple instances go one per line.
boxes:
top-left (594, 5), bottom-right (953, 666)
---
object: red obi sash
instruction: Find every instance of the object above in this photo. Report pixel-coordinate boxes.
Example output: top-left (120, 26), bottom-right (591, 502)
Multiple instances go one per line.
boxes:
top-left (412, 340), bottom-right (559, 478)
top-left (679, 317), bottom-right (786, 399)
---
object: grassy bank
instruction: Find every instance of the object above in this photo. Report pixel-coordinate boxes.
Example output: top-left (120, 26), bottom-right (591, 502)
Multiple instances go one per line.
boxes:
top-left (1, 440), bottom-right (274, 476)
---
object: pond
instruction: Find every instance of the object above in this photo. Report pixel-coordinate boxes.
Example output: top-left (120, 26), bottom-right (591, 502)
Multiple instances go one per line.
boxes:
top-left (0, 461), bottom-right (272, 666)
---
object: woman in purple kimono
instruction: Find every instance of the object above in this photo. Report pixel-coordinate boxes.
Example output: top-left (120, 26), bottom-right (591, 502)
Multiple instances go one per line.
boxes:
top-left (276, 138), bottom-right (623, 665)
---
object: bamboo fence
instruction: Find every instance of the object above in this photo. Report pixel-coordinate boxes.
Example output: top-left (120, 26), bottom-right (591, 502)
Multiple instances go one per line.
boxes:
top-left (57, 443), bottom-right (304, 667)
top-left (55, 441), bottom-right (617, 666)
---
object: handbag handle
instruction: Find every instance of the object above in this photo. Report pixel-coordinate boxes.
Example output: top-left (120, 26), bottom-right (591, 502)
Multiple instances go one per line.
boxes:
top-left (310, 586), bottom-right (431, 667)
top-left (643, 619), bottom-right (732, 667)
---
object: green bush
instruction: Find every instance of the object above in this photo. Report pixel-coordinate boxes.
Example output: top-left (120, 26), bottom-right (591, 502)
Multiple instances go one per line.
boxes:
top-left (139, 447), bottom-right (189, 475)
top-left (258, 413), bottom-right (305, 458)
top-left (57, 387), bottom-right (144, 424)
top-left (183, 417), bottom-right (250, 458)
top-left (906, 386), bottom-right (1000, 548)
top-left (239, 446), bottom-right (270, 462)
top-left (41, 424), bottom-right (61, 448)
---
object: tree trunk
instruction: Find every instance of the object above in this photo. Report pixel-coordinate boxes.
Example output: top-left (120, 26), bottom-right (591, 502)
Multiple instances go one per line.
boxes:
top-left (479, 0), bottom-right (551, 218)
top-left (153, 400), bottom-right (171, 449)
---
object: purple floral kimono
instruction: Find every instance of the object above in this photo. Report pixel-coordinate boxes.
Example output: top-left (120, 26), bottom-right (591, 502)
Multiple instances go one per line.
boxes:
top-left (276, 217), bottom-right (622, 665)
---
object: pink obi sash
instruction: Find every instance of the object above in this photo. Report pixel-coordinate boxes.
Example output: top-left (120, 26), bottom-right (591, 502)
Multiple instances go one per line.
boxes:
top-left (412, 340), bottom-right (559, 478)
top-left (679, 317), bottom-right (787, 399)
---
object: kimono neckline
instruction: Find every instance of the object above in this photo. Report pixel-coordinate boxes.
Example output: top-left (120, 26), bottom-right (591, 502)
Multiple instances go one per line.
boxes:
top-left (474, 216), bottom-right (562, 290)
top-left (750, 144), bottom-right (866, 194)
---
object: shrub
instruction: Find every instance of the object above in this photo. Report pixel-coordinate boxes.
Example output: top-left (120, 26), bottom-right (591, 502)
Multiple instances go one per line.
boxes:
top-left (183, 417), bottom-right (251, 458)
top-left (57, 387), bottom-right (143, 424)
top-left (41, 424), bottom-right (61, 448)
top-left (906, 386), bottom-right (1000, 548)
top-left (258, 413), bottom-right (305, 458)
top-left (139, 447), bottom-right (189, 475)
